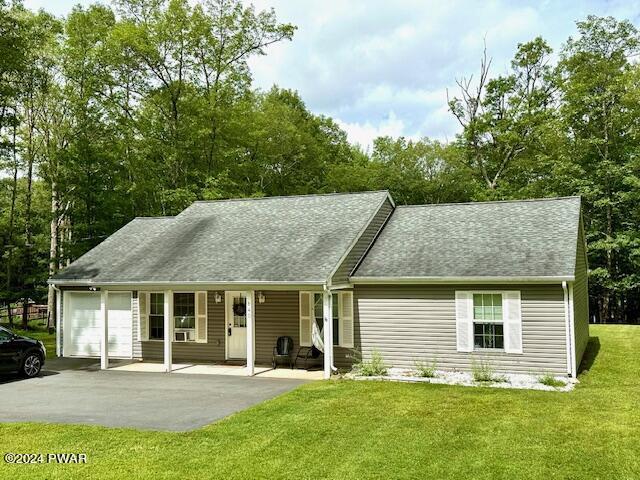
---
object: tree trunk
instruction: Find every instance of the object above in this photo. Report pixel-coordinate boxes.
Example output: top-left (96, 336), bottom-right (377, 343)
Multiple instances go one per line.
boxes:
top-left (21, 298), bottom-right (29, 330)
top-left (5, 121), bottom-right (19, 322)
top-left (47, 181), bottom-right (59, 330)
top-left (24, 108), bottom-right (34, 246)
top-left (7, 303), bottom-right (14, 328)
top-left (22, 107), bottom-right (35, 328)
top-left (601, 294), bottom-right (610, 324)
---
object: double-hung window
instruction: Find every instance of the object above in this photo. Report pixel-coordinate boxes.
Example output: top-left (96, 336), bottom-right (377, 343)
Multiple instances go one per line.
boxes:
top-left (149, 293), bottom-right (164, 340)
top-left (313, 293), bottom-right (339, 346)
top-left (174, 293), bottom-right (196, 341)
top-left (473, 293), bottom-right (504, 349)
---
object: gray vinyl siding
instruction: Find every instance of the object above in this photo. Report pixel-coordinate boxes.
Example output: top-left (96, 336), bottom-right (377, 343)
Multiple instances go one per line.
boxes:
top-left (573, 222), bottom-right (590, 371)
top-left (350, 284), bottom-right (569, 375)
top-left (139, 290), bottom-right (302, 365)
top-left (140, 291), bottom-right (225, 362)
top-left (254, 291), bottom-right (300, 365)
top-left (331, 198), bottom-right (394, 285)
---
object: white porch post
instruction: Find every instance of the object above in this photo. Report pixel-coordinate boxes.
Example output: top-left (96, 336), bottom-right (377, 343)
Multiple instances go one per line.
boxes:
top-left (164, 290), bottom-right (173, 373)
top-left (323, 290), bottom-right (333, 379)
top-left (246, 291), bottom-right (255, 376)
top-left (100, 289), bottom-right (109, 370)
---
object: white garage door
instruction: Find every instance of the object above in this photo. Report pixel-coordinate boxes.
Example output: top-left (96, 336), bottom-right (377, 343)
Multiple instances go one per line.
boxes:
top-left (64, 292), bottom-right (133, 359)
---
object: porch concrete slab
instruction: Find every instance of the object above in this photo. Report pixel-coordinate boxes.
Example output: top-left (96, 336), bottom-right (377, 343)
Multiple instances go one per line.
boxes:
top-left (256, 368), bottom-right (324, 380)
top-left (0, 358), bottom-right (309, 431)
top-left (109, 362), bottom-right (323, 379)
top-left (109, 362), bottom-right (193, 373)
top-left (174, 364), bottom-right (270, 376)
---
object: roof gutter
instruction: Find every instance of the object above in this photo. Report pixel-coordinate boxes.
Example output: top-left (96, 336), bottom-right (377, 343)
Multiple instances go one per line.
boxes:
top-left (351, 276), bottom-right (575, 284)
top-left (47, 279), bottom-right (325, 287)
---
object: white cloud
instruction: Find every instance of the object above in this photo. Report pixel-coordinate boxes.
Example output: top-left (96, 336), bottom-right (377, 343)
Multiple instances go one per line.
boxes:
top-left (336, 112), bottom-right (410, 151)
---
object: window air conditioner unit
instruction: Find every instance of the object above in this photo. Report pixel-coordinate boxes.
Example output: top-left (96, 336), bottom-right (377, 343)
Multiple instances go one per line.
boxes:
top-left (174, 331), bottom-right (188, 342)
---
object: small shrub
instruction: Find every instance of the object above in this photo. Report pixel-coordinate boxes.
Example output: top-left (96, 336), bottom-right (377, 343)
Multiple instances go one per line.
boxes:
top-left (414, 359), bottom-right (438, 378)
top-left (355, 349), bottom-right (388, 376)
top-left (538, 373), bottom-right (567, 388)
top-left (471, 359), bottom-right (506, 383)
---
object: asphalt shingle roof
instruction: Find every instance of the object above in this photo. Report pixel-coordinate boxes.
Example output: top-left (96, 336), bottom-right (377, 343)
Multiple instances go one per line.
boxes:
top-left (353, 197), bottom-right (582, 279)
top-left (51, 191), bottom-right (390, 284)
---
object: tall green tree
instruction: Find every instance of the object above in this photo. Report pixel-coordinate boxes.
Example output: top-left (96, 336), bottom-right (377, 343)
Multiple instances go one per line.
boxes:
top-left (112, 0), bottom-right (295, 214)
top-left (327, 136), bottom-right (472, 205)
top-left (558, 16), bottom-right (640, 322)
top-left (448, 38), bottom-right (559, 198)
top-left (0, 1), bottom-right (31, 325)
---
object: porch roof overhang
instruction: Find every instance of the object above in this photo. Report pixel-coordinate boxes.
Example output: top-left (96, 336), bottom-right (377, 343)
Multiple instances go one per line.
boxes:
top-left (47, 279), bottom-right (328, 291)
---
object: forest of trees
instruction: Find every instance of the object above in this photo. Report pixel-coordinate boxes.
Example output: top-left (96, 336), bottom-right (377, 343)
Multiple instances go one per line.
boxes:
top-left (1, 0), bottom-right (639, 327)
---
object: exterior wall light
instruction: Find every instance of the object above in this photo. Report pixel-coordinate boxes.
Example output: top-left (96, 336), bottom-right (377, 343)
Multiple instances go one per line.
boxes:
top-left (214, 292), bottom-right (222, 303)
top-left (257, 291), bottom-right (266, 304)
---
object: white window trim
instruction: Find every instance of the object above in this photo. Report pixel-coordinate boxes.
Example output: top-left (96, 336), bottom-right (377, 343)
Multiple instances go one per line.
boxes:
top-left (301, 291), bottom-right (353, 348)
top-left (172, 291), bottom-right (197, 342)
top-left (142, 291), bottom-right (204, 343)
top-left (457, 290), bottom-right (522, 354)
top-left (145, 291), bottom-right (166, 342)
top-left (470, 291), bottom-right (505, 351)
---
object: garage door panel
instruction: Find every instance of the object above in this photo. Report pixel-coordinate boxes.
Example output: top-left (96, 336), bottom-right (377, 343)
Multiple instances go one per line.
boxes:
top-left (64, 292), bottom-right (133, 359)
top-left (66, 340), bottom-right (100, 357)
top-left (107, 293), bottom-right (132, 357)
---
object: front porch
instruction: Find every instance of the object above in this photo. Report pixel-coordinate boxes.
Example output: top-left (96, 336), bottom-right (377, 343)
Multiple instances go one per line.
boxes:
top-left (92, 287), bottom-right (349, 379)
top-left (108, 361), bottom-right (324, 380)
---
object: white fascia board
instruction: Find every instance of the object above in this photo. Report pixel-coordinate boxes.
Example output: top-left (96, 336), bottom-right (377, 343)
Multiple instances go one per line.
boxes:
top-left (49, 280), bottom-right (326, 291)
top-left (350, 276), bottom-right (575, 284)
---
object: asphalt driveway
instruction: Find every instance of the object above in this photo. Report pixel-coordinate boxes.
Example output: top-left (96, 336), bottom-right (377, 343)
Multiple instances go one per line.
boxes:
top-left (0, 358), bottom-right (308, 431)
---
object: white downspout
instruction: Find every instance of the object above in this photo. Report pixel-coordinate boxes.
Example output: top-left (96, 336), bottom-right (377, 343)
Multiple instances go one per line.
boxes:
top-left (562, 281), bottom-right (575, 377)
top-left (568, 283), bottom-right (576, 378)
top-left (52, 284), bottom-right (62, 357)
top-left (323, 284), bottom-right (338, 378)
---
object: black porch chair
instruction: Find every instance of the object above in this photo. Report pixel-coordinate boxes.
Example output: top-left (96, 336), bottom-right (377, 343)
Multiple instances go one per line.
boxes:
top-left (294, 345), bottom-right (322, 370)
top-left (272, 336), bottom-right (294, 369)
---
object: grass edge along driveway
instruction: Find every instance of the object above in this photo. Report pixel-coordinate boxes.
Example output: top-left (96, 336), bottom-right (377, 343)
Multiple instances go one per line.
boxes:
top-left (1, 324), bottom-right (638, 480)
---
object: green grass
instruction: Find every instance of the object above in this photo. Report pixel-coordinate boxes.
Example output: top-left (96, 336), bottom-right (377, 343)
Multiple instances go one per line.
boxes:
top-left (0, 325), bottom-right (638, 479)
top-left (538, 373), bottom-right (567, 388)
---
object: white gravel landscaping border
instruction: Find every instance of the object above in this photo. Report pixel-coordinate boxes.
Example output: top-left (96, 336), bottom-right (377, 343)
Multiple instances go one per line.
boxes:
top-left (345, 368), bottom-right (577, 392)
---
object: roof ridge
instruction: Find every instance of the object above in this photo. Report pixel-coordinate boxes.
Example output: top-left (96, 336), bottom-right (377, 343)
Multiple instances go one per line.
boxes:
top-left (134, 216), bottom-right (175, 220)
top-left (191, 190), bottom-right (389, 204)
top-left (397, 196), bottom-right (580, 209)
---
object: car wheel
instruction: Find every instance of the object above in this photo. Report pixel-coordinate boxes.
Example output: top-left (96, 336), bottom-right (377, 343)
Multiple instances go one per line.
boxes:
top-left (22, 353), bottom-right (42, 378)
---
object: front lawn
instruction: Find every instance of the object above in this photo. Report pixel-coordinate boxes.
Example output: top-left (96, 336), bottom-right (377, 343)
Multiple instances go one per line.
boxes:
top-left (1, 325), bottom-right (638, 479)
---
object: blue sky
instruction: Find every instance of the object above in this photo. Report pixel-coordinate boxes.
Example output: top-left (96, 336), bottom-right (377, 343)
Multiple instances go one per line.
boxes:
top-left (25, 0), bottom-right (640, 149)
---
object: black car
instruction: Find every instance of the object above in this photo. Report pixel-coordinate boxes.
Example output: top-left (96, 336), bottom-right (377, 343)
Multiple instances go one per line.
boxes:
top-left (0, 326), bottom-right (46, 377)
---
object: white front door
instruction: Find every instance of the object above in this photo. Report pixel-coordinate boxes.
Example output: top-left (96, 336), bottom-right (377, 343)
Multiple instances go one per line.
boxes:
top-left (226, 292), bottom-right (247, 359)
